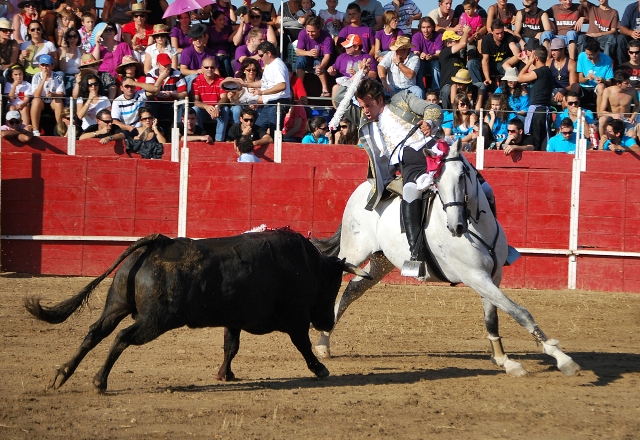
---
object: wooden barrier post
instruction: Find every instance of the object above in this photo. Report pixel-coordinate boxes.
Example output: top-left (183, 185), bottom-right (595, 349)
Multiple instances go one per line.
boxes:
top-left (274, 102), bottom-right (282, 163)
top-left (476, 108), bottom-right (484, 170)
top-left (171, 100), bottom-right (180, 162)
top-left (67, 98), bottom-right (76, 155)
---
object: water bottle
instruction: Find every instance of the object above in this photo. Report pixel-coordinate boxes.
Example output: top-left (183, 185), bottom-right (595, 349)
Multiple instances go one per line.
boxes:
top-left (346, 60), bottom-right (353, 75)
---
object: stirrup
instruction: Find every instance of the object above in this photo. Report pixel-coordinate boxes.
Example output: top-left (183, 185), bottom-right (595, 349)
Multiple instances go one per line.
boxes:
top-left (401, 259), bottom-right (425, 277)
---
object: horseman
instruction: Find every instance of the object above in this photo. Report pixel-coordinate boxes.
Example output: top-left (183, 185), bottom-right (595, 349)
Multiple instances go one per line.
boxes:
top-left (354, 77), bottom-right (446, 277)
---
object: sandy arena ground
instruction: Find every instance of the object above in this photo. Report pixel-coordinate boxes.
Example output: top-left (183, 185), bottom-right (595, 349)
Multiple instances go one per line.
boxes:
top-left (0, 274), bottom-right (639, 439)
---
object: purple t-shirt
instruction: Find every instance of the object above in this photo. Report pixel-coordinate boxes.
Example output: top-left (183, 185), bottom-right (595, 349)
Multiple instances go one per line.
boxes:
top-left (180, 46), bottom-right (219, 71)
top-left (338, 25), bottom-right (375, 55)
top-left (296, 28), bottom-right (333, 57)
top-left (211, 0), bottom-right (237, 27)
top-left (374, 29), bottom-right (404, 52)
top-left (241, 23), bottom-right (268, 45)
top-left (334, 53), bottom-right (377, 77)
top-left (207, 24), bottom-right (234, 56)
top-left (97, 42), bottom-right (132, 76)
top-left (170, 26), bottom-right (192, 50)
top-left (232, 45), bottom-right (263, 73)
top-left (411, 32), bottom-right (443, 56)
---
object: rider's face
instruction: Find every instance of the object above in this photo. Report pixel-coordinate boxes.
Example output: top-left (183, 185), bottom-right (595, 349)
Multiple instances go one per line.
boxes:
top-left (357, 95), bottom-right (385, 121)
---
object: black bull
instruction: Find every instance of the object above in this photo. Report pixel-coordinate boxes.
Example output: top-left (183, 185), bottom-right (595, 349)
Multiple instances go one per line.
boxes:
top-left (24, 230), bottom-right (371, 393)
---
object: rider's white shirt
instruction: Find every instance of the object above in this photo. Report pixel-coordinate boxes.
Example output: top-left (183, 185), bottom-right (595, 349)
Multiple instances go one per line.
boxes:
top-left (370, 105), bottom-right (429, 165)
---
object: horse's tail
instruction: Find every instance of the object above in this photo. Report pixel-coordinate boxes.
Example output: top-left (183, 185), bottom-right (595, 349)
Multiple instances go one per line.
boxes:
top-left (24, 234), bottom-right (169, 324)
top-left (310, 224), bottom-right (342, 257)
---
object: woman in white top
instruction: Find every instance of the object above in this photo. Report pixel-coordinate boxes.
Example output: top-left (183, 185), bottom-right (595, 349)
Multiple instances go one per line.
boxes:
top-left (20, 19), bottom-right (58, 76)
top-left (58, 27), bottom-right (81, 95)
top-left (73, 72), bottom-right (111, 130)
top-left (143, 24), bottom-right (177, 74)
top-left (12, 0), bottom-right (39, 44)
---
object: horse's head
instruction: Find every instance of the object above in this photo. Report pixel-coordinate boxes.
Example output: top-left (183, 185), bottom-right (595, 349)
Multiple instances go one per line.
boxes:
top-left (437, 139), bottom-right (469, 237)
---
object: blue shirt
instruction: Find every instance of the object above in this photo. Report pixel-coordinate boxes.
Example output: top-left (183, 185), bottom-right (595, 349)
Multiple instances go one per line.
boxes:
top-left (602, 136), bottom-right (638, 151)
top-left (621, 2), bottom-right (640, 32)
top-left (490, 113), bottom-right (513, 143)
top-left (576, 52), bottom-right (614, 88)
top-left (547, 133), bottom-right (576, 153)
top-left (494, 87), bottom-right (529, 114)
top-left (238, 153), bottom-right (261, 162)
top-left (443, 111), bottom-right (473, 141)
top-left (554, 109), bottom-right (595, 138)
top-left (301, 133), bottom-right (330, 144)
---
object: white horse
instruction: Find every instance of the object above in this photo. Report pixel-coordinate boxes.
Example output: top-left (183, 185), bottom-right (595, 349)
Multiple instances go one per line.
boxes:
top-left (311, 139), bottom-right (581, 377)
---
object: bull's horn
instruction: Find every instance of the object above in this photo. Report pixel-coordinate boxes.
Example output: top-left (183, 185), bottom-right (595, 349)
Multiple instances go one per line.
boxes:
top-left (343, 262), bottom-right (373, 280)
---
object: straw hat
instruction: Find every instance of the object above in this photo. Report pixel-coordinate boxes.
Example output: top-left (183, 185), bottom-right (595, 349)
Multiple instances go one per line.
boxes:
top-left (150, 24), bottom-right (170, 36)
top-left (451, 69), bottom-right (472, 84)
top-left (389, 36), bottom-right (415, 51)
top-left (79, 53), bottom-right (101, 68)
top-left (501, 67), bottom-right (519, 82)
top-left (0, 18), bottom-right (14, 31)
top-left (126, 2), bottom-right (151, 15)
top-left (116, 55), bottom-right (142, 75)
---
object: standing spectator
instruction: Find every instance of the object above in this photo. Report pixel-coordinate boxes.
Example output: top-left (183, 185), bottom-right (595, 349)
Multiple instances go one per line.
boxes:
top-left (577, 0), bottom-right (618, 59)
top-left (513, 0), bottom-right (553, 50)
top-left (27, 54), bottom-right (63, 136)
top-left (338, 2), bottom-right (374, 55)
top-left (301, 115), bottom-right (330, 143)
top-left (178, 108), bottom-right (213, 144)
top-left (554, 90), bottom-right (595, 139)
top-left (545, 0), bottom-right (584, 60)
top-left (378, 35), bottom-right (421, 98)
top-left (170, 12), bottom-right (191, 55)
top-left (143, 24), bottom-right (177, 74)
top-left (192, 56), bottom-right (230, 142)
top-left (179, 23), bottom-right (218, 92)
top-left (79, 108), bottom-right (126, 143)
top-left (235, 134), bottom-right (262, 162)
top-left (547, 117), bottom-right (576, 153)
top-left (620, 40), bottom-right (640, 94)
top-left (546, 38), bottom-right (579, 104)
top-left (226, 106), bottom-right (272, 146)
top-left (601, 118), bottom-right (640, 152)
top-left (428, 0), bottom-right (456, 33)
top-left (471, 19), bottom-right (519, 87)
top-left (352, 0), bottom-right (383, 31)
top-left (383, 0), bottom-right (421, 36)
top-left (576, 38), bottom-right (614, 111)
top-left (208, 10), bottom-right (234, 77)
top-left (1, 109), bottom-right (33, 141)
top-left (374, 10), bottom-right (403, 62)
top-left (616, 0), bottom-right (640, 66)
top-left (495, 67), bottom-right (529, 119)
top-left (5, 63), bottom-right (31, 125)
top-left (234, 27), bottom-right (264, 73)
top-left (93, 21), bottom-right (132, 99)
top-left (318, 0), bottom-right (344, 38)
top-left (457, 0), bottom-right (484, 44)
top-left (439, 27), bottom-right (471, 109)
top-left (295, 17), bottom-right (333, 97)
top-left (516, 46), bottom-right (553, 151)
top-left (122, 3), bottom-right (153, 62)
top-left (145, 52), bottom-right (187, 120)
top-left (412, 16), bottom-right (442, 92)
top-left (74, 72), bottom-right (111, 130)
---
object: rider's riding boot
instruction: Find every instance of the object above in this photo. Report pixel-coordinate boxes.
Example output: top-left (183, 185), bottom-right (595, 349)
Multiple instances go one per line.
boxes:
top-left (401, 199), bottom-right (426, 277)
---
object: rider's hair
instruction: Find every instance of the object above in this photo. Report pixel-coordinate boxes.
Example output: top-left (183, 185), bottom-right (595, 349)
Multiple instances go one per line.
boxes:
top-left (508, 117), bottom-right (524, 132)
top-left (356, 77), bottom-right (384, 102)
top-left (235, 135), bottom-right (254, 154)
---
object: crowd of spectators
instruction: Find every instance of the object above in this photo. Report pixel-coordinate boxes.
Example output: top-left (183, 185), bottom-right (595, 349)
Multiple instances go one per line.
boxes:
top-left (0, 0), bottom-right (639, 154)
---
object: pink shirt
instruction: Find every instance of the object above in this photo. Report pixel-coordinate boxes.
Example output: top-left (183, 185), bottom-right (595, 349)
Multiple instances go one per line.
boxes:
top-left (459, 13), bottom-right (483, 36)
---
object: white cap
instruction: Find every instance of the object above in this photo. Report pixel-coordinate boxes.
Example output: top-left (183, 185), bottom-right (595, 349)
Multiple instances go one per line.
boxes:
top-left (5, 110), bottom-right (21, 121)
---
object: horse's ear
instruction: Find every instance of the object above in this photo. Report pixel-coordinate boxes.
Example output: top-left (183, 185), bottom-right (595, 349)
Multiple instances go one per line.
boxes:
top-left (450, 138), bottom-right (463, 156)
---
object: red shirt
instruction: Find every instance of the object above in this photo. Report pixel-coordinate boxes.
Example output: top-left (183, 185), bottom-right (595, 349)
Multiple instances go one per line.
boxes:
top-left (121, 22), bottom-right (154, 49)
top-left (290, 75), bottom-right (307, 101)
top-left (192, 74), bottom-right (224, 105)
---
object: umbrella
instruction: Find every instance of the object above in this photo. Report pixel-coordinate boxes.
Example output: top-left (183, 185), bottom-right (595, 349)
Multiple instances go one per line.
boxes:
top-left (162, 0), bottom-right (215, 19)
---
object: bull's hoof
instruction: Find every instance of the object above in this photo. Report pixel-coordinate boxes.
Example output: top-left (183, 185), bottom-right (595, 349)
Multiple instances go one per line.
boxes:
top-left (312, 363), bottom-right (330, 378)
top-left (559, 359), bottom-right (581, 377)
top-left (504, 359), bottom-right (528, 377)
top-left (315, 345), bottom-right (331, 359)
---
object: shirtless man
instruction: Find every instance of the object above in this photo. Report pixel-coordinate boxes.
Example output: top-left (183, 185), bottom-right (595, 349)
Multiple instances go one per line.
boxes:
top-left (598, 70), bottom-right (639, 139)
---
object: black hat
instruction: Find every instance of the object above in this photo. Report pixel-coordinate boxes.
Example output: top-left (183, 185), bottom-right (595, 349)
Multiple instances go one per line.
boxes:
top-left (18, 0), bottom-right (41, 8)
top-left (188, 23), bottom-right (208, 39)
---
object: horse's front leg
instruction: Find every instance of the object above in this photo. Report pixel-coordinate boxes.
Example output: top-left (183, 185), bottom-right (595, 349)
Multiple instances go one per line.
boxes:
top-left (482, 298), bottom-right (528, 377)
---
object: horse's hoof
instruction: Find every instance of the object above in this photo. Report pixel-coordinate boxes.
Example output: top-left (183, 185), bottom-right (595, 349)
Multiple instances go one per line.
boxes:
top-left (313, 364), bottom-right (330, 378)
top-left (217, 371), bottom-right (236, 381)
top-left (559, 359), bottom-right (581, 377)
top-left (504, 359), bottom-right (528, 377)
top-left (315, 345), bottom-right (331, 359)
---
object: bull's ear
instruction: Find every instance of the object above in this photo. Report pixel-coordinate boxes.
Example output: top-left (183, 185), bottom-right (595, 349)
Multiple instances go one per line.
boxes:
top-left (343, 262), bottom-right (373, 280)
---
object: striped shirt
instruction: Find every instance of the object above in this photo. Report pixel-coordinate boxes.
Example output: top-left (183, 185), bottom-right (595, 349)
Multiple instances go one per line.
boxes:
top-left (191, 74), bottom-right (224, 105)
top-left (111, 90), bottom-right (147, 126)
top-left (145, 68), bottom-right (187, 101)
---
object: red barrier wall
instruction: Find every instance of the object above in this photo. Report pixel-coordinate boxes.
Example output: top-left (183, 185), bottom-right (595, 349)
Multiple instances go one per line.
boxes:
top-left (2, 137), bottom-right (639, 292)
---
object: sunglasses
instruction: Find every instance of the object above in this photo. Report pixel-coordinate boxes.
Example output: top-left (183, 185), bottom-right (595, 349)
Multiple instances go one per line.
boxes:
top-left (257, 53), bottom-right (265, 58)
top-left (87, 82), bottom-right (99, 87)
top-left (140, 116), bottom-right (153, 121)
top-left (319, 126), bottom-right (329, 131)
top-left (29, 28), bottom-right (43, 32)
top-left (202, 65), bottom-right (215, 69)
top-left (7, 119), bottom-right (21, 124)
top-left (250, 14), bottom-right (261, 19)
top-left (507, 129), bottom-right (518, 133)
top-left (458, 102), bottom-right (469, 107)
top-left (243, 118), bottom-right (255, 122)
top-left (134, 14), bottom-right (146, 18)
top-left (561, 131), bottom-right (573, 136)
top-left (629, 51), bottom-right (640, 55)
top-left (103, 27), bottom-right (116, 33)
top-left (99, 119), bottom-right (113, 123)
top-left (68, 34), bottom-right (79, 38)
top-left (566, 101), bottom-right (579, 106)
top-left (245, 68), bottom-right (257, 72)
top-left (340, 124), bottom-right (348, 129)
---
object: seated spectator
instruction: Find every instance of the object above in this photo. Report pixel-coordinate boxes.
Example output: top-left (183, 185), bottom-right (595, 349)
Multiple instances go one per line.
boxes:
top-left (383, 0), bottom-right (422, 36)
top-left (178, 108), bottom-right (214, 143)
top-left (443, 93), bottom-right (477, 147)
top-left (58, 28), bottom-right (82, 95)
top-left (428, 0), bottom-right (455, 33)
top-left (318, 0), bottom-right (345, 38)
top-left (13, 2), bottom-right (39, 45)
top-left (296, 0), bottom-right (317, 26)
top-left (93, 21), bottom-right (132, 99)
top-left (252, 0), bottom-right (278, 26)
top-left (617, 1), bottom-right (640, 66)
top-left (598, 71), bottom-right (639, 139)
top-left (469, 121), bottom-right (495, 151)
top-left (556, 90), bottom-right (595, 139)
top-left (129, 106), bottom-right (167, 143)
top-left (180, 23), bottom-right (219, 92)
top-left (55, 8), bottom-right (75, 48)
top-left (0, 19), bottom-right (18, 79)
top-left (295, 17), bottom-right (333, 97)
top-left (374, 10), bottom-right (403, 62)
top-left (234, 28), bottom-right (264, 74)
top-left (235, 134), bottom-right (262, 162)
top-left (577, 38), bottom-right (614, 112)
top-left (456, 0), bottom-right (484, 45)
top-left (115, 54), bottom-right (146, 89)
top-left (494, 67), bottom-right (529, 119)
top-left (54, 107), bottom-right (77, 137)
top-left (425, 88), bottom-right (439, 103)
top-left (145, 52), bottom-right (188, 120)
top-left (121, 3), bottom-right (153, 62)
top-left (577, 0), bottom-right (618, 59)
top-left (5, 63), bottom-right (31, 126)
top-left (1, 109), bottom-right (33, 142)
top-left (226, 107), bottom-right (272, 146)
top-left (192, 56), bottom-right (230, 141)
top-left (207, 13), bottom-right (234, 78)
top-left (620, 40), bottom-right (640, 97)
top-left (450, 68), bottom-right (484, 111)
top-left (546, 38), bottom-right (579, 104)
top-left (601, 119), bottom-right (640, 152)
top-left (547, 117), bottom-right (577, 153)
top-left (484, 93), bottom-right (513, 144)
top-left (302, 115), bottom-right (330, 143)
top-left (226, 59), bottom-right (263, 124)
top-left (111, 77), bottom-right (149, 135)
top-left (22, 20), bottom-right (58, 77)
top-left (74, 72), bottom-right (112, 130)
top-left (170, 13), bottom-right (192, 55)
top-left (338, 3), bottom-right (375, 55)
top-left (329, 34), bottom-right (377, 104)
top-left (378, 35), bottom-right (422, 98)
top-left (144, 24), bottom-right (178, 74)
top-left (497, 117), bottom-right (534, 154)
top-left (287, 61), bottom-right (310, 108)
top-left (332, 117), bottom-right (358, 144)
top-left (27, 54), bottom-right (64, 136)
top-left (545, 0), bottom-right (583, 60)
top-left (513, 0), bottom-right (553, 50)
top-left (282, 102), bottom-right (307, 142)
top-left (469, 19), bottom-right (519, 87)
top-left (412, 16), bottom-right (442, 92)
top-left (78, 12), bottom-right (96, 54)
top-left (232, 6), bottom-right (276, 47)
top-left (486, 0), bottom-right (517, 36)
top-left (79, 108), bottom-right (126, 143)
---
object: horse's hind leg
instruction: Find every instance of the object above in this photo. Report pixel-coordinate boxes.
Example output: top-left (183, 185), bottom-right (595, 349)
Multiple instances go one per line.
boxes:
top-left (316, 252), bottom-right (395, 358)
top-left (49, 300), bottom-right (132, 390)
top-left (482, 298), bottom-right (528, 377)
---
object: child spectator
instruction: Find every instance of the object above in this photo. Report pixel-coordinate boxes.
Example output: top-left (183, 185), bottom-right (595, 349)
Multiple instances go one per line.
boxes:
top-left (425, 89), bottom-right (439, 104)
top-left (301, 115), bottom-right (330, 143)
top-left (484, 93), bottom-right (512, 144)
top-left (235, 134), bottom-right (262, 162)
top-left (1, 109), bottom-right (33, 142)
top-left (297, 0), bottom-right (316, 26)
top-left (55, 7), bottom-right (74, 48)
top-left (374, 10), bottom-right (403, 62)
top-left (5, 63), bottom-right (31, 125)
top-left (78, 12), bottom-right (95, 54)
top-left (458, 0), bottom-right (483, 44)
top-left (318, 0), bottom-right (344, 38)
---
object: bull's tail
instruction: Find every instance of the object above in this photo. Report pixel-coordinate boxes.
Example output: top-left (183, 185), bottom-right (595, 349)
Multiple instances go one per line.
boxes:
top-left (24, 234), bottom-right (170, 324)
top-left (309, 225), bottom-right (342, 257)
